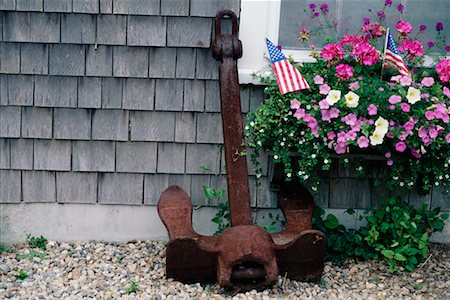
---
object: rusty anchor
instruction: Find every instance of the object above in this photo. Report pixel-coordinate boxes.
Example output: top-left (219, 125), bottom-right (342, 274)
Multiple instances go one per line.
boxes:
top-left (157, 10), bottom-right (326, 291)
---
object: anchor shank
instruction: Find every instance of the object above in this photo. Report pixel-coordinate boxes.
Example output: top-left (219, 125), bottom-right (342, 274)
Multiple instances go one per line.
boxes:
top-left (219, 56), bottom-right (252, 226)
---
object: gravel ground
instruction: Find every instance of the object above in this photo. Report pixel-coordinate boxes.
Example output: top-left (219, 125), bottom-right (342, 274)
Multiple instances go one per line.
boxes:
top-left (0, 241), bottom-right (449, 300)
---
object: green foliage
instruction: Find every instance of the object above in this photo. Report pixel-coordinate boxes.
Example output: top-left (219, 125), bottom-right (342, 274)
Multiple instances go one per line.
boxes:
top-left (16, 250), bottom-right (48, 261)
top-left (125, 280), bottom-right (138, 294)
top-left (312, 197), bottom-right (448, 271)
top-left (204, 186), bottom-right (230, 235)
top-left (312, 207), bottom-right (376, 264)
top-left (361, 197), bottom-right (448, 272)
top-left (26, 234), bottom-right (48, 250)
top-left (15, 269), bottom-right (28, 280)
top-left (0, 244), bottom-right (10, 254)
top-left (260, 212), bottom-right (286, 233)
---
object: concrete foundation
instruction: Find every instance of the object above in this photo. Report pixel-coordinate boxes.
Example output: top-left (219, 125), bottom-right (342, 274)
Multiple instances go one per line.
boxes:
top-left (0, 204), bottom-right (448, 244)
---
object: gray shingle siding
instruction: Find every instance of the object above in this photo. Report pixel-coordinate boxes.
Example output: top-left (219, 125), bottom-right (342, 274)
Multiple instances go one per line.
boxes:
top-left (0, 1), bottom-right (307, 211)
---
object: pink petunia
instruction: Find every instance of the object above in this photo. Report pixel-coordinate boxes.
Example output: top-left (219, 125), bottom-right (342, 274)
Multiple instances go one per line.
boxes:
top-left (388, 105), bottom-right (396, 110)
top-left (421, 77), bottom-right (435, 87)
top-left (399, 76), bottom-right (412, 86)
top-left (314, 75), bottom-right (324, 84)
top-left (290, 99), bottom-right (301, 110)
top-left (327, 132), bottom-right (336, 140)
top-left (388, 95), bottom-right (402, 104)
top-left (367, 104), bottom-right (378, 116)
top-left (429, 128), bottom-right (438, 139)
top-left (444, 87), bottom-right (450, 98)
top-left (411, 148), bottom-right (422, 158)
top-left (401, 103), bottom-right (410, 112)
top-left (425, 110), bottom-right (435, 120)
top-left (294, 108), bottom-right (305, 119)
top-left (319, 84), bottom-right (331, 95)
top-left (349, 82), bottom-right (360, 91)
top-left (387, 160), bottom-right (394, 166)
top-left (319, 99), bottom-right (330, 109)
top-left (436, 59), bottom-right (450, 83)
top-left (385, 152), bottom-right (391, 158)
top-left (446, 133), bottom-right (450, 143)
top-left (357, 136), bottom-right (369, 148)
top-left (320, 43), bottom-right (344, 61)
top-left (395, 141), bottom-right (406, 152)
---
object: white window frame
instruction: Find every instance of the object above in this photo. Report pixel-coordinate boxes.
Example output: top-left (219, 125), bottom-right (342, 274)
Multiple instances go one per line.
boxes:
top-left (238, 0), bottom-right (315, 84)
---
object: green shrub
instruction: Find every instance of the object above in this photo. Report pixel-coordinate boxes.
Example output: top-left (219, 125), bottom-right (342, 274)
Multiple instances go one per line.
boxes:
top-left (361, 197), bottom-right (448, 271)
top-left (26, 234), bottom-right (48, 250)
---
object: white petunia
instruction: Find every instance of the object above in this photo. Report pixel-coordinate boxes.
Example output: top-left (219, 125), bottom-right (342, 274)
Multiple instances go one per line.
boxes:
top-left (374, 116), bottom-right (389, 135)
top-left (406, 87), bottom-right (421, 104)
top-left (369, 129), bottom-right (385, 146)
top-left (344, 91), bottom-right (360, 108)
top-left (325, 90), bottom-right (341, 105)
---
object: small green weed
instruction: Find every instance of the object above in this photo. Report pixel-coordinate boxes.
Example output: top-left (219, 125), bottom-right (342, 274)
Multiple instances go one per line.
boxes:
top-left (0, 244), bottom-right (10, 254)
top-left (413, 284), bottom-right (424, 290)
top-left (16, 250), bottom-right (47, 260)
top-left (125, 280), bottom-right (138, 294)
top-left (260, 212), bottom-right (285, 233)
top-left (204, 186), bottom-right (230, 235)
top-left (26, 234), bottom-right (48, 250)
top-left (15, 269), bottom-right (28, 280)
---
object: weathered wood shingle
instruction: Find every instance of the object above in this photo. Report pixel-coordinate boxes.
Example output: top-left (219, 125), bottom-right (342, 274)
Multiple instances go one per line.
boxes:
top-left (113, 46), bottom-right (149, 78)
top-left (130, 111), bottom-right (175, 142)
top-left (101, 78), bottom-right (123, 109)
top-left (144, 174), bottom-right (169, 205)
top-left (4, 75), bottom-right (34, 106)
top-left (72, 141), bottom-right (115, 172)
top-left (56, 172), bottom-right (98, 203)
top-left (196, 49), bottom-right (219, 80)
top-left (3, 12), bottom-right (60, 43)
top-left (154, 79), bottom-right (184, 111)
top-left (113, 0), bottom-right (159, 15)
top-left (16, 0), bottom-right (43, 12)
top-left (54, 108), bottom-right (91, 140)
top-left (21, 107), bottom-right (52, 138)
top-left (22, 170), bottom-right (56, 202)
top-left (148, 48), bottom-right (176, 78)
top-left (78, 77), bottom-right (101, 108)
top-left (98, 173), bottom-right (143, 205)
top-left (161, 0), bottom-right (189, 16)
top-left (175, 112), bottom-right (196, 143)
top-left (0, 0), bottom-right (16, 10)
top-left (123, 78), bottom-right (155, 110)
top-left (0, 138), bottom-right (10, 169)
top-left (0, 170), bottom-right (21, 203)
top-left (86, 46), bottom-right (113, 77)
top-left (61, 14), bottom-right (96, 44)
top-left (175, 48), bottom-right (196, 79)
top-left (196, 113), bottom-right (223, 143)
top-left (72, 0), bottom-right (99, 14)
top-left (49, 44), bottom-right (85, 76)
top-left (91, 109), bottom-right (129, 141)
top-left (20, 44), bottom-right (48, 74)
top-left (116, 141), bottom-right (157, 173)
top-left (190, 0), bottom-right (240, 17)
top-left (96, 15), bottom-right (126, 45)
top-left (35, 76), bottom-right (77, 107)
top-left (0, 106), bottom-right (20, 137)
top-left (10, 139), bottom-right (33, 170)
top-left (185, 144), bottom-right (221, 174)
top-left (33, 139), bottom-right (71, 171)
top-left (0, 42), bottom-right (20, 73)
top-left (183, 80), bottom-right (205, 111)
top-left (157, 143), bottom-right (185, 174)
top-left (44, 0), bottom-right (72, 12)
top-left (167, 17), bottom-right (212, 48)
top-left (127, 16), bottom-right (166, 47)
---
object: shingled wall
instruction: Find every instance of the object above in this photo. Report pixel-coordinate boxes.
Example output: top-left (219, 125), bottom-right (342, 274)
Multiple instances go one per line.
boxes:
top-left (0, 0), bottom-right (277, 209)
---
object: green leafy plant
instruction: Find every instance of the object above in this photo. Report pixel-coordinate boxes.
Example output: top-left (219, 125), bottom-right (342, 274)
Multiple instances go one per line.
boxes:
top-left (260, 212), bottom-right (286, 233)
top-left (360, 197), bottom-right (448, 272)
top-left (125, 280), bottom-right (138, 294)
top-left (16, 250), bottom-right (48, 260)
top-left (15, 269), bottom-right (28, 280)
top-left (0, 244), bottom-right (10, 254)
top-left (26, 234), bottom-right (48, 250)
top-left (312, 207), bottom-right (376, 264)
top-left (312, 197), bottom-right (448, 271)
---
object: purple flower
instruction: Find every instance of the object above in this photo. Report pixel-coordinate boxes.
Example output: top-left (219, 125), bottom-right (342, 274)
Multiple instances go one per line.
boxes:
top-left (395, 141), bottom-right (406, 152)
top-left (276, 45), bottom-right (282, 51)
top-left (387, 160), bottom-right (394, 166)
top-left (385, 0), bottom-right (392, 6)
top-left (436, 22), bottom-right (444, 31)
top-left (388, 95), bottom-right (402, 104)
top-left (367, 104), bottom-right (378, 116)
top-left (427, 41), bottom-right (435, 48)
top-left (314, 75), bottom-right (324, 84)
top-left (348, 82), bottom-right (360, 91)
top-left (290, 99), bottom-right (301, 110)
top-left (319, 99), bottom-right (330, 109)
top-left (313, 11), bottom-right (320, 17)
top-left (309, 3), bottom-right (316, 11)
top-left (401, 103), bottom-right (410, 112)
top-left (319, 84), bottom-right (331, 95)
top-left (357, 136), bottom-right (369, 148)
top-left (443, 86), bottom-right (450, 98)
top-left (419, 24), bottom-right (427, 31)
top-left (363, 18), bottom-right (370, 25)
top-left (425, 111), bottom-right (435, 120)
top-left (327, 132), bottom-right (336, 140)
top-left (421, 77), bottom-right (435, 87)
top-left (445, 45), bottom-right (450, 51)
top-left (385, 152), bottom-right (391, 158)
top-left (388, 105), bottom-right (395, 110)
top-left (411, 148), bottom-right (421, 158)
top-left (377, 11), bottom-right (385, 20)
top-left (446, 133), bottom-right (450, 143)
top-left (397, 3), bottom-right (404, 13)
top-left (320, 3), bottom-right (329, 14)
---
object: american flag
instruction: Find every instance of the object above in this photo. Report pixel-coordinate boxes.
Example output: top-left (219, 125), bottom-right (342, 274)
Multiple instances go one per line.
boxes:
top-left (383, 28), bottom-right (410, 76)
top-left (266, 38), bottom-right (309, 94)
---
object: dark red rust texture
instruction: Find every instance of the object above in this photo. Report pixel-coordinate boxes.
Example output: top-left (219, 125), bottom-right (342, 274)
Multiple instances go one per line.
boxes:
top-left (212, 10), bottom-right (252, 226)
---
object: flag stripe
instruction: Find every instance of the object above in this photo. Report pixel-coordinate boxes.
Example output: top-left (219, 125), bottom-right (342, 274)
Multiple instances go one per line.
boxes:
top-left (266, 38), bottom-right (309, 94)
top-left (383, 29), bottom-right (410, 76)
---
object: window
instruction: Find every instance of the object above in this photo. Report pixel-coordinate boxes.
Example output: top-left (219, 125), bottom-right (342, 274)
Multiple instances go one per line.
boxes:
top-left (238, 0), bottom-right (450, 84)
